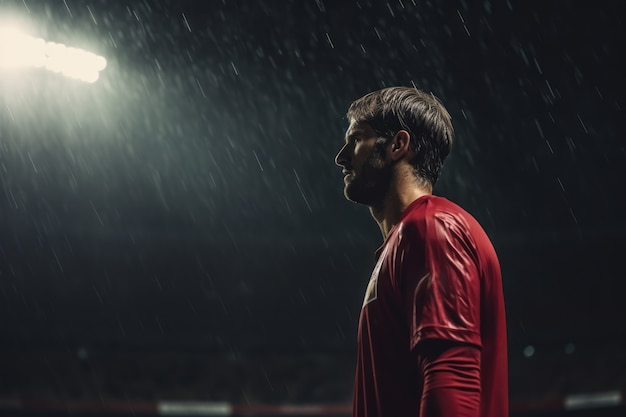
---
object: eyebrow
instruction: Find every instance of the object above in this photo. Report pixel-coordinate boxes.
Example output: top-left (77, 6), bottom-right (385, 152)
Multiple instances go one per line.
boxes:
top-left (344, 129), bottom-right (366, 142)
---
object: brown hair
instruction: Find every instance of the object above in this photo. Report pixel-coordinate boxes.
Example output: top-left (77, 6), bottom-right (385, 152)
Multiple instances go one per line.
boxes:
top-left (347, 87), bottom-right (454, 187)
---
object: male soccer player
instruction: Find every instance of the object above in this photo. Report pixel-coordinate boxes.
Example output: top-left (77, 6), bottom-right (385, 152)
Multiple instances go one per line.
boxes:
top-left (335, 87), bottom-right (508, 417)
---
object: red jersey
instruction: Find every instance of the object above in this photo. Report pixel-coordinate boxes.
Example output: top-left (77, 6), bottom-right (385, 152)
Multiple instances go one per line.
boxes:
top-left (353, 195), bottom-right (508, 417)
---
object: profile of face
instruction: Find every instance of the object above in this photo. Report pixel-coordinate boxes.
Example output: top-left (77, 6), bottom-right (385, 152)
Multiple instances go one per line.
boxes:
top-left (334, 120), bottom-right (393, 207)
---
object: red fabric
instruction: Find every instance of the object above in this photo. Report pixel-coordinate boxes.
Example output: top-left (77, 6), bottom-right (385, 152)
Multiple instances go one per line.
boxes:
top-left (353, 195), bottom-right (508, 417)
top-left (418, 341), bottom-right (481, 417)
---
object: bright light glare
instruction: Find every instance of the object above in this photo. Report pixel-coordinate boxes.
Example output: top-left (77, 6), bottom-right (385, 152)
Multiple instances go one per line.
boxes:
top-left (0, 25), bottom-right (107, 83)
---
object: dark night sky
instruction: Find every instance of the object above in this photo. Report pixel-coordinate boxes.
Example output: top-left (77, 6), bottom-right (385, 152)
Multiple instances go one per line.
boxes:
top-left (0, 0), bottom-right (625, 359)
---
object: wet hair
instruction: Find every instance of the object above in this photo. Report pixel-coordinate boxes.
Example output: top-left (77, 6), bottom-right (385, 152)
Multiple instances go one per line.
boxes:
top-left (347, 86), bottom-right (454, 188)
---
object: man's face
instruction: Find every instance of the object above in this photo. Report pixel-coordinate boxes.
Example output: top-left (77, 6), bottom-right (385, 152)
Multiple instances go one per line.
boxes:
top-left (334, 120), bottom-right (393, 206)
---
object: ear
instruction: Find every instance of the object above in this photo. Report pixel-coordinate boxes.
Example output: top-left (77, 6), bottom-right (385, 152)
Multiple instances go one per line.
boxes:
top-left (387, 130), bottom-right (413, 162)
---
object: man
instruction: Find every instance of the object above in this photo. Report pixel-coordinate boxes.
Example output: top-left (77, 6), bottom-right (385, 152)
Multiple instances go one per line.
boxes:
top-left (335, 87), bottom-right (508, 417)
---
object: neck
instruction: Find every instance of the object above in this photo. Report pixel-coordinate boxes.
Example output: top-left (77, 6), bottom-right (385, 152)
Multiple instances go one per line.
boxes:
top-left (370, 170), bottom-right (430, 239)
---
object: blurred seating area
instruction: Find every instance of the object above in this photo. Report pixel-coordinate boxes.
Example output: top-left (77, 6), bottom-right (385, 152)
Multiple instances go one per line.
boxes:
top-left (509, 340), bottom-right (626, 406)
top-left (0, 348), bottom-right (354, 404)
top-left (1, 340), bottom-right (625, 410)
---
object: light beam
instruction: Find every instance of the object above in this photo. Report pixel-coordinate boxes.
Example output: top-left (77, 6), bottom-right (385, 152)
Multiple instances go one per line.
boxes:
top-left (0, 25), bottom-right (106, 83)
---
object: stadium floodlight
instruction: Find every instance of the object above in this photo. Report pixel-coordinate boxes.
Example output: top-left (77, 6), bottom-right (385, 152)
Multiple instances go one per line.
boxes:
top-left (0, 25), bottom-right (106, 83)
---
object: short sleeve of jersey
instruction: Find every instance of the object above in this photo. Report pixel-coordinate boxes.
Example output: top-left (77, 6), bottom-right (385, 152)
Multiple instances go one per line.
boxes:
top-left (399, 207), bottom-right (482, 351)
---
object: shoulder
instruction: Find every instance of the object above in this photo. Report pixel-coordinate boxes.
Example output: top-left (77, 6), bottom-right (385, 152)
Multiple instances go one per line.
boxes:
top-left (402, 196), bottom-right (476, 240)
top-left (400, 196), bottom-right (489, 265)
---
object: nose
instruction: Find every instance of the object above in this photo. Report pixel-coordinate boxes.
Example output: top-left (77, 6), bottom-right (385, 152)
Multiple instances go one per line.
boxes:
top-left (335, 143), bottom-right (349, 168)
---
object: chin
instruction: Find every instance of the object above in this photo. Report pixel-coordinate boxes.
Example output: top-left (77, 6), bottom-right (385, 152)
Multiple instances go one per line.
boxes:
top-left (344, 183), bottom-right (381, 206)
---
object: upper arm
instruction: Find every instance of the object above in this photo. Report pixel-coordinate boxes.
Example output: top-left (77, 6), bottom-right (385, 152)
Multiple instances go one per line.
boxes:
top-left (398, 211), bottom-right (482, 351)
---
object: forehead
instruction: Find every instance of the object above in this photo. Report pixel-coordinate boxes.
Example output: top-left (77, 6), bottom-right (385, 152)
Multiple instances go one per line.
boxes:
top-left (345, 119), bottom-right (376, 138)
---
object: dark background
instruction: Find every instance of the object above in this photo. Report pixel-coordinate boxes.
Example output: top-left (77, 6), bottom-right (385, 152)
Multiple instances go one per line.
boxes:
top-left (0, 0), bottom-right (625, 413)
